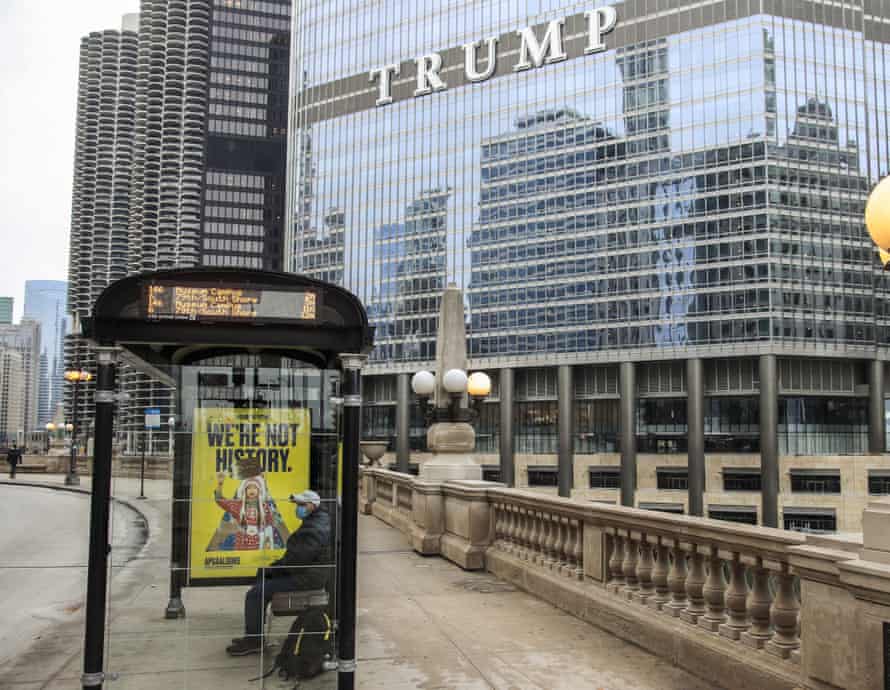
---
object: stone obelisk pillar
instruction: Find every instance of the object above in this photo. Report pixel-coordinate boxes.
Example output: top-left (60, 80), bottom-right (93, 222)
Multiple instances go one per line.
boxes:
top-left (420, 284), bottom-right (482, 481)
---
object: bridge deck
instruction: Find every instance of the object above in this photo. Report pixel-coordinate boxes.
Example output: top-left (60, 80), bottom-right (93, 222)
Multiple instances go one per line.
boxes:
top-left (352, 514), bottom-right (716, 690)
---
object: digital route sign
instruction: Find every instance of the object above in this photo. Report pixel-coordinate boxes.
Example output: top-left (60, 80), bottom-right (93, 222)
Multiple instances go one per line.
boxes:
top-left (144, 283), bottom-right (318, 322)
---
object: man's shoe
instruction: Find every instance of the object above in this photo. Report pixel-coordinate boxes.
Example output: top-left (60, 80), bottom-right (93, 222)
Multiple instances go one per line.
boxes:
top-left (226, 637), bottom-right (262, 656)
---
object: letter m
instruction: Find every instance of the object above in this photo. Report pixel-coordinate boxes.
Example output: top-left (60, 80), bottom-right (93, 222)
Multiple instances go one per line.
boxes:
top-left (514, 19), bottom-right (567, 72)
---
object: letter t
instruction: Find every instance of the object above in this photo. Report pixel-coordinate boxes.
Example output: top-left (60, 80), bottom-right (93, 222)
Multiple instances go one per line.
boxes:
top-left (370, 63), bottom-right (401, 106)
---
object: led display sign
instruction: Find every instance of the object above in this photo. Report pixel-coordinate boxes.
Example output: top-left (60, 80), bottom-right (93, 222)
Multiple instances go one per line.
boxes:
top-left (144, 283), bottom-right (318, 322)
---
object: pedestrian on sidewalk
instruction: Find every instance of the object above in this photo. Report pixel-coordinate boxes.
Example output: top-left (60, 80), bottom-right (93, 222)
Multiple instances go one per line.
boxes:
top-left (227, 489), bottom-right (331, 656)
top-left (6, 443), bottom-right (21, 479)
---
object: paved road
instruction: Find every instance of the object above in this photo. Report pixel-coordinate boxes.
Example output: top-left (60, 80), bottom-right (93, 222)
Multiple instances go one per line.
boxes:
top-left (0, 485), bottom-right (147, 667)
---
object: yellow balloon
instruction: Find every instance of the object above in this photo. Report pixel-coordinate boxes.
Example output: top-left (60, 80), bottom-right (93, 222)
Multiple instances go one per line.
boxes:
top-left (865, 176), bottom-right (890, 250)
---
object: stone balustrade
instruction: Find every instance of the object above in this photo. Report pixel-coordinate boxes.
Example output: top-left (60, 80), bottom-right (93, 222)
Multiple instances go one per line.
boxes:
top-left (360, 467), bottom-right (890, 690)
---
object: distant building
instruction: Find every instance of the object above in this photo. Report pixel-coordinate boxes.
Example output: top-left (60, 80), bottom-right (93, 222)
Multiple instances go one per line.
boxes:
top-left (24, 280), bottom-right (68, 426)
top-left (0, 298), bottom-right (13, 325)
top-left (0, 321), bottom-right (41, 434)
top-left (0, 348), bottom-right (25, 444)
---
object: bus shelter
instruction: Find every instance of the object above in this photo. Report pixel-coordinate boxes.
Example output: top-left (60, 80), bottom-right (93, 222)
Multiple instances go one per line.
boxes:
top-left (80, 268), bottom-right (373, 690)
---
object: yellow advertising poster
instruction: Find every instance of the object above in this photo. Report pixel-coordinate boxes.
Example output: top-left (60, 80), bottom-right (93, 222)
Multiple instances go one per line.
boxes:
top-left (189, 407), bottom-right (310, 581)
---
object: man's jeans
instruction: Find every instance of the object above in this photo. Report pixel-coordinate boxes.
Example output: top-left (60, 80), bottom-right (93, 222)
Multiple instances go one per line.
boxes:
top-left (244, 570), bottom-right (302, 638)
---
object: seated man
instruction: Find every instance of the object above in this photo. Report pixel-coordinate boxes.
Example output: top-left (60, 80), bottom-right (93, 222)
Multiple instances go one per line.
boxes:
top-left (227, 489), bottom-right (331, 656)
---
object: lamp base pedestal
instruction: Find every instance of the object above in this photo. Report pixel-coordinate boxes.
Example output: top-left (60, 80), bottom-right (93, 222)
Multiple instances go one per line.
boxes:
top-left (420, 422), bottom-right (481, 481)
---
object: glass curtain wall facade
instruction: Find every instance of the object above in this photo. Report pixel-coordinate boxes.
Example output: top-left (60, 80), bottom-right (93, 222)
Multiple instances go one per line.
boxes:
top-left (288, 0), bottom-right (890, 528)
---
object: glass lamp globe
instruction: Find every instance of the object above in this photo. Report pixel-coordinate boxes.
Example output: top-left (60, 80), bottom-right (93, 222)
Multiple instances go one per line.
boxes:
top-left (866, 176), bottom-right (890, 250)
top-left (66, 423), bottom-right (74, 432)
top-left (443, 369), bottom-right (468, 394)
top-left (411, 370), bottom-right (436, 396)
top-left (467, 372), bottom-right (492, 398)
top-left (45, 422), bottom-right (56, 431)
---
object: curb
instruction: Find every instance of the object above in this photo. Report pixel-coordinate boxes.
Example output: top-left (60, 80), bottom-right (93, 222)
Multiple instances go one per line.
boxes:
top-left (0, 479), bottom-right (153, 545)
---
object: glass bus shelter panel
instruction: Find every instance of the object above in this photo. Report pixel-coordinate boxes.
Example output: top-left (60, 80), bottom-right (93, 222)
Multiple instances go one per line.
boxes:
top-left (103, 363), bottom-right (342, 687)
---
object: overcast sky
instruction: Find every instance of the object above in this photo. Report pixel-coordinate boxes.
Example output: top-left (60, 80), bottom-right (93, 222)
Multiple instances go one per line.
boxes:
top-left (0, 1), bottom-right (139, 322)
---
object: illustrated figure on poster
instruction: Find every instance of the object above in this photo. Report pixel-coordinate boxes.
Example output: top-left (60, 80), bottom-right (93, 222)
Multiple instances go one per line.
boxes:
top-left (208, 472), bottom-right (290, 551)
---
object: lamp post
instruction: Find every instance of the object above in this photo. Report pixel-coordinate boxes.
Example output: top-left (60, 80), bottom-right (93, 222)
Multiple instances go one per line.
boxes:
top-left (167, 416), bottom-right (175, 458)
top-left (64, 369), bottom-right (93, 486)
top-left (411, 369), bottom-right (491, 424)
top-left (410, 366), bottom-right (491, 479)
top-left (45, 422), bottom-right (55, 454)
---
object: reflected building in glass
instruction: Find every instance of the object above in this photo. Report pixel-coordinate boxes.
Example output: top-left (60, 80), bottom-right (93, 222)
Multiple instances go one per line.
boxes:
top-left (288, 0), bottom-right (890, 531)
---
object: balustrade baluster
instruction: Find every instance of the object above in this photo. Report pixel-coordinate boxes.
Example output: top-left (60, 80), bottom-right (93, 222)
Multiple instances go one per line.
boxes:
top-left (719, 553), bottom-right (750, 640)
top-left (635, 536), bottom-right (655, 603)
top-left (542, 514), bottom-right (556, 568)
top-left (517, 508), bottom-right (528, 560)
top-left (493, 504), bottom-right (501, 549)
top-left (741, 560), bottom-right (773, 649)
top-left (552, 516), bottom-right (566, 571)
top-left (547, 514), bottom-right (559, 567)
top-left (681, 545), bottom-right (707, 624)
top-left (607, 533), bottom-right (625, 592)
top-left (699, 547), bottom-right (727, 632)
top-left (666, 542), bottom-right (688, 617)
top-left (766, 564), bottom-right (801, 659)
top-left (527, 511), bottom-right (540, 563)
top-left (506, 506), bottom-right (517, 554)
top-left (536, 511), bottom-right (547, 564)
top-left (572, 520), bottom-right (584, 580)
top-left (650, 541), bottom-right (670, 610)
top-left (522, 508), bottom-right (535, 561)
top-left (622, 533), bottom-right (640, 598)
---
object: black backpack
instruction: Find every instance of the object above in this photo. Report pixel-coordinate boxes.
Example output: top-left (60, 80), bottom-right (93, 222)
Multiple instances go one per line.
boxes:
top-left (254, 606), bottom-right (333, 685)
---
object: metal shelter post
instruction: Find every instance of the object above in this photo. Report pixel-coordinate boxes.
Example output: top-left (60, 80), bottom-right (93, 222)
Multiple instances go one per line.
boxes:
top-left (337, 353), bottom-right (365, 690)
top-left (81, 346), bottom-right (119, 689)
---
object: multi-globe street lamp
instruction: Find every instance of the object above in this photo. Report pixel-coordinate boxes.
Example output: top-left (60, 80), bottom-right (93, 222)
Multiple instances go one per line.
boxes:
top-left (410, 368), bottom-right (492, 423)
top-left (64, 369), bottom-right (93, 486)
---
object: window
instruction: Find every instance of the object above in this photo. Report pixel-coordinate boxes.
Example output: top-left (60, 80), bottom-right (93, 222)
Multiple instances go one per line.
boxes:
top-left (656, 467), bottom-right (688, 490)
top-left (588, 467), bottom-right (621, 489)
top-left (639, 502), bottom-right (684, 515)
top-left (868, 470), bottom-right (890, 495)
top-left (789, 470), bottom-right (841, 493)
top-left (514, 401), bottom-right (558, 454)
top-left (709, 506), bottom-right (758, 525)
top-left (723, 468), bottom-right (761, 491)
top-left (527, 466), bottom-right (558, 487)
top-left (784, 508), bottom-right (836, 533)
top-left (386, 462), bottom-right (419, 476)
top-left (482, 465), bottom-right (502, 483)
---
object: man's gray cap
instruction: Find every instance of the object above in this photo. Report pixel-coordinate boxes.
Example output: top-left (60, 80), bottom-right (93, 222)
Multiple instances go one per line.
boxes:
top-left (289, 489), bottom-right (321, 506)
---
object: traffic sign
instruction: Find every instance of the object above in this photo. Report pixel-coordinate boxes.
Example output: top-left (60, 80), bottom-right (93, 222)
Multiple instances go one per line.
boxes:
top-left (144, 408), bottom-right (161, 429)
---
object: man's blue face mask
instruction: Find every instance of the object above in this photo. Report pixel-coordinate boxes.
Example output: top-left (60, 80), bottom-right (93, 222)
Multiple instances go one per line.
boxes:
top-left (296, 505), bottom-right (310, 520)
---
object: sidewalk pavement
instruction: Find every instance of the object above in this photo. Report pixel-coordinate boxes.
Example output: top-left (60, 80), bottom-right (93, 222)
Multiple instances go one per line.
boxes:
top-left (0, 476), bottom-right (714, 689)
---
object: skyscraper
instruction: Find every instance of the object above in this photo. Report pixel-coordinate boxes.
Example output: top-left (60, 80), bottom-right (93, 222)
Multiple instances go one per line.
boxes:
top-left (287, 0), bottom-right (890, 531)
top-left (0, 297), bottom-right (13, 325)
top-left (0, 348), bottom-right (25, 444)
top-left (0, 321), bottom-right (41, 434)
top-left (66, 14), bottom-right (139, 429)
top-left (66, 3), bottom-right (292, 449)
top-left (24, 280), bottom-right (68, 425)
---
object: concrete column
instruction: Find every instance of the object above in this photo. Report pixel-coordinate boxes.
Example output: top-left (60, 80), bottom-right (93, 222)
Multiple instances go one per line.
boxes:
top-left (499, 368), bottom-right (515, 487)
top-left (759, 355), bottom-right (779, 528)
top-left (396, 373), bottom-right (410, 473)
top-left (868, 359), bottom-right (885, 454)
top-left (619, 362), bottom-right (637, 507)
top-left (686, 358), bottom-right (705, 517)
top-left (557, 365), bottom-right (574, 498)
